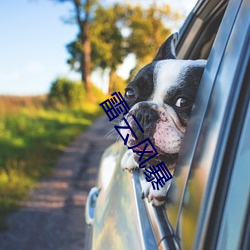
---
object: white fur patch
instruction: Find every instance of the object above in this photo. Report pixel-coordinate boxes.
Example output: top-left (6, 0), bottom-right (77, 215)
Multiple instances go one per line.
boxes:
top-left (148, 180), bottom-right (172, 206)
top-left (121, 150), bottom-right (137, 171)
top-left (152, 59), bottom-right (206, 104)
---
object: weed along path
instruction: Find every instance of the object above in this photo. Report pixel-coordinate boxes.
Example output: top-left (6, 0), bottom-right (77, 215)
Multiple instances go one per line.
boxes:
top-left (0, 115), bottom-right (116, 250)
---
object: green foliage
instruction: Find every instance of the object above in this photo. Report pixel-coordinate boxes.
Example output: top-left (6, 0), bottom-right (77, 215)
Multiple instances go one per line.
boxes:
top-left (55, 0), bottom-right (99, 95)
top-left (66, 4), bottom-right (126, 74)
top-left (113, 73), bottom-right (126, 93)
top-left (124, 4), bottom-right (172, 65)
top-left (66, 3), bottom-right (174, 85)
top-left (90, 4), bottom-right (126, 72)
top-left (90, 84), bottom-right (109, 103)
top-left (0, 96), bottom-right (102, 230)
top-left (48, 77), bottom-right (85, 108)
top-left (109, 71), bottom-right (126, 94)
top-left (66, 39), bottom-right (82, 72)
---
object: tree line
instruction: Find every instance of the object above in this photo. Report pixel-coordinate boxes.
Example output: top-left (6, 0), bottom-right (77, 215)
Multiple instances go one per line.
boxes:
top-left (53, 0), bottom-right (176, 98)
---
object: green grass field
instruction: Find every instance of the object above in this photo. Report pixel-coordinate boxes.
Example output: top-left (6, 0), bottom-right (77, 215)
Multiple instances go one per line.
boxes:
top-left (0, 96), bottom-right (102, 229)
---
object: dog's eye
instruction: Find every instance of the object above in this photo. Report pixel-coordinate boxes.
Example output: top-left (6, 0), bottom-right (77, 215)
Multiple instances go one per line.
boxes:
top-left (175, 97), bottom-right (192, 108)
top-left (125, 89), bottom-right (136, 99)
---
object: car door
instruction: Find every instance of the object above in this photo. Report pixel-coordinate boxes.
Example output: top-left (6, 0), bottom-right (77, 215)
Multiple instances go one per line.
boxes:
top-left (90, 142), bottom-right (158, 250)
top-left (165, 0), bottom-right (250, 249)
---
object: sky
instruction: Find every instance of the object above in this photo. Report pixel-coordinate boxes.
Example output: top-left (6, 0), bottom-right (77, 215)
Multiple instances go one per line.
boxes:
top-left (0, 0), bottom-right (197, 96)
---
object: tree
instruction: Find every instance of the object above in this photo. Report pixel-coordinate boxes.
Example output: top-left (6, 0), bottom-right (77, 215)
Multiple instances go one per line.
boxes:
top-left (54, 0), bottom-right (98, 98)
top-left (124, 4), bottom-right (172, 71)
top-left (66, 3), bottom-right (174, 92)
top-left (67, 4), bottom-right (127, 94)
top-left (90, 4), bottom-right (127, 93)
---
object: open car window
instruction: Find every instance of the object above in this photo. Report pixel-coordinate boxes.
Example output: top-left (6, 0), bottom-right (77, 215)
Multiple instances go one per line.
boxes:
top-left (164, 0), bottom-right (249, 249)
top-left (134, 0), bottom-right (231, 248)
top-left (136, 0), bottom-right (249, 248)
top-left (177, 0), bottom-right (228, 60)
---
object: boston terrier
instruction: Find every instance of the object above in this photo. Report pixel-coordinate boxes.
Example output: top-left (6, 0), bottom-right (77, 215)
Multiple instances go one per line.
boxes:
top-left (120, 33), bottom-right (206, 206)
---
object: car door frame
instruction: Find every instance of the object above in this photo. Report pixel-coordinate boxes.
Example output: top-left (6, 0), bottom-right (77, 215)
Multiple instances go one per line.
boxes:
top-left (166, 0), bottom-right (250, 248)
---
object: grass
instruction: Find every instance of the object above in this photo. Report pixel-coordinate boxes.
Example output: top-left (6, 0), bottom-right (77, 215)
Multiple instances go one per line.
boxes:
top-left (0, 95), bottom-right (103, 230)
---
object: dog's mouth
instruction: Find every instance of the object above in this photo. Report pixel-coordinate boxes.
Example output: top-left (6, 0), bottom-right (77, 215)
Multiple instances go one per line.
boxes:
top-left (129, 139), bottom-right (173, 155)
top-left (128, 140), bottom-right (179, 164)
top-left (134, 151), bottom-right (179, 166)
top-left (132, 144), bottom-right (156, 155)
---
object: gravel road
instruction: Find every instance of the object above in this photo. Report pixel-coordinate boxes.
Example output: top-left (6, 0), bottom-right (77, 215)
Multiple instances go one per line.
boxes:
top-left (0, 115), bottom-right (116, 250)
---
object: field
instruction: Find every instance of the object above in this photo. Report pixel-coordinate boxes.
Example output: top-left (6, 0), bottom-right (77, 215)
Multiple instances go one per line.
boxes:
top-left (0, 95), bottom-right (102, 229)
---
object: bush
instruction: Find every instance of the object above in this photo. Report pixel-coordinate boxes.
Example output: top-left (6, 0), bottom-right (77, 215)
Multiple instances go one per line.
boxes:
top-left (111, 73), bottom-right (126, 93)
top-left (48, 77), bottom-right (85, 108)
top-left (90, 84), bottom-right (109, 103)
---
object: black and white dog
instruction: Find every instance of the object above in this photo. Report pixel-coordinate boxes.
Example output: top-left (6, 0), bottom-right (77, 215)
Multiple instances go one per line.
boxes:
top-left (121, 33), bottom-right (206, 206)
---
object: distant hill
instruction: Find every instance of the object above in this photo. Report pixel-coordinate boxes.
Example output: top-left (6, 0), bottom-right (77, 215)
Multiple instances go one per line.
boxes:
top-left (0, 95), bottom-right (47, 114)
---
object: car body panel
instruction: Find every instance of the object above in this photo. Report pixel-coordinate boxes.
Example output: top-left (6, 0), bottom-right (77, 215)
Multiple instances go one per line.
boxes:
top-left (92, 142), bottom-right (158, 250)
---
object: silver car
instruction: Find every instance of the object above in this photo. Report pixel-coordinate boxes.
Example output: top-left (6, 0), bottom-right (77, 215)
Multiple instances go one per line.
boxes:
top-left (85, 0), bottom-right (250, 249)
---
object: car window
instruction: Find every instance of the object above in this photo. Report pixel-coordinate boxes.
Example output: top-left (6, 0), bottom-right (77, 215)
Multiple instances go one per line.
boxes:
top-left (216, 77), bottom-right (250, 250)
top-left (166, 0), bottom-right (232, 230)
top-left (192, 0), bottom-right (250, 247)
top-left (136, 0), bottom-right (230, 248)
top-left (177, 0), bottom-right (228, 60)
top-left (166, 0), bottom-right (249, 249)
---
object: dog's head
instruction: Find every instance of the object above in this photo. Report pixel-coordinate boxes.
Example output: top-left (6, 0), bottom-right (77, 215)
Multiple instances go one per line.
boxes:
top-left (122, 33), bottom-right (206, 167)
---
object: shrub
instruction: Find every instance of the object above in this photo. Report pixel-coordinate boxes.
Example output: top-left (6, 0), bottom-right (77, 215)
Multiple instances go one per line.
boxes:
top-left (90, 84), bottom-right (109, 103)
top-left (111, 73), bottom-right (126, 93)
top-left (48, 77), bottom-right (85, 108)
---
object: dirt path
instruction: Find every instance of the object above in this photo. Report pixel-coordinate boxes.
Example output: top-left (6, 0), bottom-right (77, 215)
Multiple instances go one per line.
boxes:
top-left (0, 115), bottom-right (116, 250)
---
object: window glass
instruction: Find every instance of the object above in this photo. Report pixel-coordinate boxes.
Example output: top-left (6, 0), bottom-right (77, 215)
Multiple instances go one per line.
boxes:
top-left (216, 98), bottom-right (250, 249)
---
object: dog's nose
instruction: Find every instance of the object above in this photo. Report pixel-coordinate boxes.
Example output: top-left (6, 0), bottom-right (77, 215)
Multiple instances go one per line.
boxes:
top-left (134, 109), bottom-right (159, 129)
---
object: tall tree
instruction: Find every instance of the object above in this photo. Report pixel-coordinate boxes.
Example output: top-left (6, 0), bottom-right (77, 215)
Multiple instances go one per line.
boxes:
top-left (67, 4), bottom-right (127, 94)
top-left (54, 0), bottom-right (98, 97)
top-left (90, 4), bottom-right (126, 93)
top-left (124, 4), bottom-right (172, 80)
top-left (66, 3), bottom-right (174, 91)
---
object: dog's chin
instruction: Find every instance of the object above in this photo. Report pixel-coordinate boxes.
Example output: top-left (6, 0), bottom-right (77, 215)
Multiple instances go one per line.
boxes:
top-left (133, 152), bottom-right (179, 168)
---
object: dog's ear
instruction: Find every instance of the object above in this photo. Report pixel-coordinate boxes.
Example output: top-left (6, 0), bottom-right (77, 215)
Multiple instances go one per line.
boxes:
top-left (153, 32), bottom-right (179, 61)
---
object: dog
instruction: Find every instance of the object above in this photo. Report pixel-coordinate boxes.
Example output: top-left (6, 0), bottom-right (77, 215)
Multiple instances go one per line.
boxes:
top-left (120, 33), bottom-right (206, 206)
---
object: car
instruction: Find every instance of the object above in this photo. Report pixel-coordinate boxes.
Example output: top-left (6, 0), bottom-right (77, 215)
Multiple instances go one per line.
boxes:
top-left (85, 0), bottom-right (250, 249)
